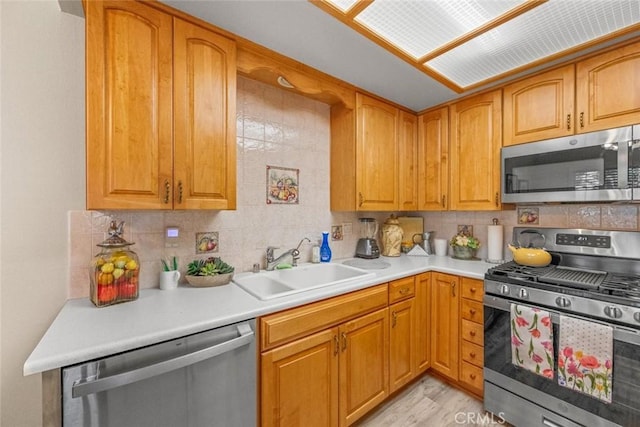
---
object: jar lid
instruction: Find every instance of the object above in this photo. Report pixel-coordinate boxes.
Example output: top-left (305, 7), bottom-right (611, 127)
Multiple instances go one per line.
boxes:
top-left (97, 220), bottom-right (135, 248)
top-left (384, 214), bottom-right (399, 225)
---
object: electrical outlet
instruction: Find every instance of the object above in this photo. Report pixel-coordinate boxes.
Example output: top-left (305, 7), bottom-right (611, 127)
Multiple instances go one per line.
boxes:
top-left (343, 222), bottom-right (352, 236)
top-left (457, 225), bottom-right (473, 236)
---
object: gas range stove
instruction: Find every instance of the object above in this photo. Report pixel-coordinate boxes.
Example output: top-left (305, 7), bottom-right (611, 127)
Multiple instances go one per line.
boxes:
top-left (485, 227), bottom-right (640, 329)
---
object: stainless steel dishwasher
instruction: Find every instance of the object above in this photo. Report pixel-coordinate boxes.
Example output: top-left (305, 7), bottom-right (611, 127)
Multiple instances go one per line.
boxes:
top-left (62, 319), bottom-right (256, 427)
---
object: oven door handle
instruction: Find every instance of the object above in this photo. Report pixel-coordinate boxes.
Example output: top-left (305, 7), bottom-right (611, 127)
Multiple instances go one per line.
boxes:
top-left (71, 322), bottom-right (254, 398)
top-left (484, 295), bottom-right (640, 345)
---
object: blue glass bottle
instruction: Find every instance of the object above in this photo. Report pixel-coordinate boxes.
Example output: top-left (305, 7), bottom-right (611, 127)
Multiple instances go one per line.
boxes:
top-left (320, 232), bottom-right (332, 262)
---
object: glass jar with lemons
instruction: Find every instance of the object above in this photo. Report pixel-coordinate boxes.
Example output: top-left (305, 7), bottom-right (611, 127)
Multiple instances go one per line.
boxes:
top-left (90, 221), bottom-right (140, 307)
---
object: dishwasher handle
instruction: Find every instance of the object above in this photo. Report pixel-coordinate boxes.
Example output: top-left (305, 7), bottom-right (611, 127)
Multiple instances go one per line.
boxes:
top-left (72, 322), bottom-right (254, 398)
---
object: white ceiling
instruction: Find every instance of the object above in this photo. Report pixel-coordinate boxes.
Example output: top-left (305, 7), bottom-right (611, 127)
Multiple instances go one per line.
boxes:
top-left (161, 1), bottom-right (640, 112)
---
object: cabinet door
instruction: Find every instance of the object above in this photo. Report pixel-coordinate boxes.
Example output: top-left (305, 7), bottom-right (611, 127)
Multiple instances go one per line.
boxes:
top-left (389, 299), bottom-right (415, 393)
top-left (261, 328), bottom-right (339, 427)
top-left (414, 273), bottom-right (431, 374)
top-left (430, 273), bottom-right (459, 380)
top-left (503, 65), bottom-right (575, 146)
top-left (398, 111), bottom-right (418, 211)
top-left (449, 90), bottom-right (502, 210)
top-left (173, 19), bottom-right (237, 210)
top-left (417, 107), bottom-right (449, 210)
top-left (339, 308), bottom-right (389, 426)
top-left (356, 94), bottom-right (399, 211)
top-left (576, 40), bottom-right (640, 133)
top-left (86, 1), bottom-right (173, 209)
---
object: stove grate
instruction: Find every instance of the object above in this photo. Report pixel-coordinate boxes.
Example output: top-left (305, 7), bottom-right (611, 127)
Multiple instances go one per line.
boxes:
top-left (540, 266), bottom-right (606, 289)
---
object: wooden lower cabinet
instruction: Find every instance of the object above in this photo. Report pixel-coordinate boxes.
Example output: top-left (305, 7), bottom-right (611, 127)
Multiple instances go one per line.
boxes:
top-left (414, 273), bottom-right (431, 374)
top-left (259, 286), bottom-right (389, 427)
top-left (430, 272), bottom-right (460, 380)
top-left (261, 328), bottom-right (339, 426)
top-left (340, 308), bottom-right (389, 426)
top-left (459, 277), bottom-right (485, 397)
top-left (260, 273), bottom-right (485, 426)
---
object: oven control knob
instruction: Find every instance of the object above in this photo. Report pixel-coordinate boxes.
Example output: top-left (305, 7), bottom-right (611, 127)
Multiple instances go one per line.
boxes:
top-left (634, 312), bottom-right (640, 323)
top-left (518, 288), bottom-right (529, 299)
top-left (604, 306), bottom-right (623, 319)
top-left (555, 297), bottom-right (571, 308)
top-left (499, 284), bottom-right (510, 295)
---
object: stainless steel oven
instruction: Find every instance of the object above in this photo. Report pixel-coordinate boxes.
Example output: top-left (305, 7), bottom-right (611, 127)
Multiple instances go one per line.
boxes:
top-left (483, 228), bottom-right (640, 427)
top-left (501, 125), bottom-right (637, 203)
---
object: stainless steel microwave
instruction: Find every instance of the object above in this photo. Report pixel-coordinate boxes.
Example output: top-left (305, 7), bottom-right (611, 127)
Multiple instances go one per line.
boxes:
top-left (501, 124), bottom-right (640, 203)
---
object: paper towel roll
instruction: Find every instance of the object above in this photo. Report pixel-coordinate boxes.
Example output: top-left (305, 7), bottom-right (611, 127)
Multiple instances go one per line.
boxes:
top-left (487, 224), bottom-right (504, 262)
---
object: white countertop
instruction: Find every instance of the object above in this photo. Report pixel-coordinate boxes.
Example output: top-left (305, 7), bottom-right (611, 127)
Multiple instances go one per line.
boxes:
top-left (24, 255), bottom-right (494, 376)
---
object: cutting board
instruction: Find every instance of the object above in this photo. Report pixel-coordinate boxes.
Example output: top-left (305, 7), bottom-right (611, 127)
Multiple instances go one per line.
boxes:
top-left (397, 216), bottom-right (424, 244)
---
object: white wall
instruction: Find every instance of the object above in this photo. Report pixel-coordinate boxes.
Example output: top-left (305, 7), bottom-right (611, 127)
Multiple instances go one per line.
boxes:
top-left (0, 1), bottom-right (85, 425)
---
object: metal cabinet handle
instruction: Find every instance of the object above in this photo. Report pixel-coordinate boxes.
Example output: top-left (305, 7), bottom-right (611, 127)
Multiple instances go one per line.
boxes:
top-left (451, 282), bottom-right (456, 297)
top-left (469, 331), bottom-right (476, 337)
top-left (580, 112), bottom-right (584, 128)
top-left (399, 287), bottom-right (409, 295)
top-left (341, 332), bottom-right (347, 351)
top-left (72, 322), bottom-right (254, 398)
top-left (441, 195), bottom-right (445, 208)
top-left (177, 181), bottom-right (183, 204)
top-left (495, 192), bottom-right (499, 207)
top-left (392, 311), bottom-right (398, 328)
top-left (333, 335), bottom-right (339, 356)
top-left (566, 113), bottom-right (571, 130)
top-left (358, 192), bottom-right (363, 207)
top-left (163, 180), bottom-right (170, 204)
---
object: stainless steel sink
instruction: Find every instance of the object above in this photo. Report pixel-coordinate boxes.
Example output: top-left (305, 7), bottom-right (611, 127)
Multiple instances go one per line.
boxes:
top-left (233, 263), bottom-right (376, 300)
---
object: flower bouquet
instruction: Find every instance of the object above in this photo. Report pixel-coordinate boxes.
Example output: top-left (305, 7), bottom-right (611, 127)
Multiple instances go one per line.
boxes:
top-left (450, 231), bottom-right (480, 260)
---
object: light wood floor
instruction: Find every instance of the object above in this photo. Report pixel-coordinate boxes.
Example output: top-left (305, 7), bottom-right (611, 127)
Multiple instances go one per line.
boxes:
top-left (356, 374), bottom-right (506, 427)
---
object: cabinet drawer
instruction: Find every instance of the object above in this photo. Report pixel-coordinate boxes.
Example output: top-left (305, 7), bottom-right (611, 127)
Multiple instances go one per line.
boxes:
top-left (260, 284), bottom-right (388, 350)
top-left (461, 319), bottom-right (483, 346)
top-left (461, 298), bottom-right (483, 323)
top-left (461, 340), bottom-right (483, 367)
top-left (460, 361), bottom-right (483, 394)
top-left (388, 276), bottom-right (415, 303)
top-left (461, 278), bottom-right (484, 302)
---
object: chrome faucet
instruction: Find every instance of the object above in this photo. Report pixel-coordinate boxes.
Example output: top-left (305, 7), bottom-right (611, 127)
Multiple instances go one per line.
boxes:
top-left (265, 238), bottom-right (311, 271)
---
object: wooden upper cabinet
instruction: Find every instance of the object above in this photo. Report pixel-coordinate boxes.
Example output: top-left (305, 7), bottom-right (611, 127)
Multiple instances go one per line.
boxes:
top-left (449, 90), bottom-right (502, 211)
top-left (173, 19), bottom-right (237, 210)
top-left (503, 65), bottom-right (575, 146)
top-left (86, 1), bottom-right (173, 209)
top-left (86, 2), bottom-right (236, 210)
top-left (398, 111), bottom-right (418, 211)
top-left (576, 40), bottom-right (640, 133)
top-left (417, 107), bottom-right (449, 210)
top-left (356, 93), bottom-right (399, 211)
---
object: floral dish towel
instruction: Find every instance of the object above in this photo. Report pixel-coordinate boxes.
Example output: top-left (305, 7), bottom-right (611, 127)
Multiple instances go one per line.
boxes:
top-left (558, 315), bottom-right (613, 403)
top-left (510, 304), bottom-right (554, 379)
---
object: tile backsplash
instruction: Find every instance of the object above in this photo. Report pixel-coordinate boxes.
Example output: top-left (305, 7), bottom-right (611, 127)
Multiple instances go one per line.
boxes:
top-left (67, 77), bottom-right (640, 298)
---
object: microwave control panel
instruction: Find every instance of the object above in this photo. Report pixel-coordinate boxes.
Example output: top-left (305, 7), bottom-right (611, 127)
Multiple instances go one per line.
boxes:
top-left (556, 233), bottom-right (611, 248)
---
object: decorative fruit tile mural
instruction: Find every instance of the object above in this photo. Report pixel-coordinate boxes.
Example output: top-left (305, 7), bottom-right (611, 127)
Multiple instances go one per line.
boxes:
top-left (266, 165), bottom-right (299, 204)
top-left (196, 232), bottom-right (219, 254)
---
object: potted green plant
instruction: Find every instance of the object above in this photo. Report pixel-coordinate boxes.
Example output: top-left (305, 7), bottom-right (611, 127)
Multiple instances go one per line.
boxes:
top-left (185, 257), bottom-right (235, 287)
